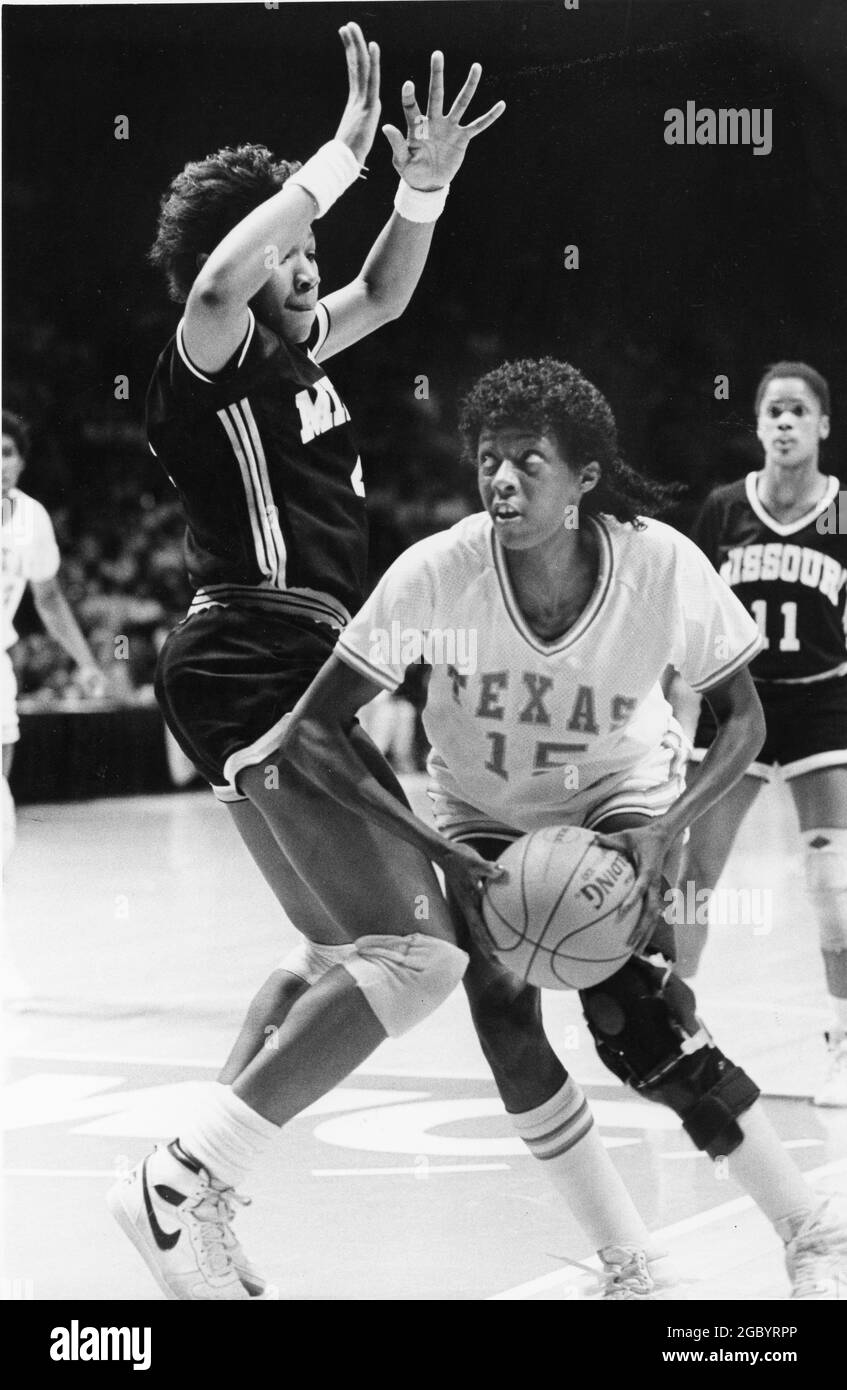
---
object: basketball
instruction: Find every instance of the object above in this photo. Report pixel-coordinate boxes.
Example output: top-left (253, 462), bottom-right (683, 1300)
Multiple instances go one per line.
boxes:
top-left (480, 825), bottom-right (640, 990)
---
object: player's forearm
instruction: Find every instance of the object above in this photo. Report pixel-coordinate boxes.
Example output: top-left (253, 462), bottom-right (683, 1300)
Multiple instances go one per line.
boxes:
top-left (284, 713), bottom-right (452, 866)
top-left (664, 670), bottom-right (702, 744)
top-left (34, 591), bottom-right (98, 671)
top-left (356, 210), bottom-right (437, 317)
top-left (190, 183), bottom-right (319, 311)
top-left (655, 694), bottom-right (765, 843)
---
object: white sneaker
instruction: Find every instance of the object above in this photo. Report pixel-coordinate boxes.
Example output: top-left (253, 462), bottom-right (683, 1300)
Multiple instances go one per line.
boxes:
top-left (814, 1032), bottom-right (847, 1107)
top-left (785, 1201), bottom-right (847, 1299)
top-left (599, 1245), bottom-right (655, 1300)
top-left (107, 1141), bottom-right (265, 1300)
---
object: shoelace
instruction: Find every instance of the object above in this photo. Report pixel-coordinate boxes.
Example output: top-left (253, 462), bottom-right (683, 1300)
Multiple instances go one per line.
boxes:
top-left (794, 1205), bottom-right (847, 1252)
top-left (603, 1250), bottom-right (653, 1299)
top-left (187, 1186), bottom-right (252, 1277)
top-left (788, 1206), bottom-right (847, 1294)
top-left (791, 1234), bottom-right (838, 1275)
top-left (790, 1247), bottom-right (837, 1297)
top-left (544, 1247), bottom-right (681, 1298)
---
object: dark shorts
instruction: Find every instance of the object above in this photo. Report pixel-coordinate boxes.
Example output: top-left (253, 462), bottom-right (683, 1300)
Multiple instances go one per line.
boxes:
top-left (155, 605), bottom-right (338, 801)
top-left (693, 674), bottom-right (847, 781)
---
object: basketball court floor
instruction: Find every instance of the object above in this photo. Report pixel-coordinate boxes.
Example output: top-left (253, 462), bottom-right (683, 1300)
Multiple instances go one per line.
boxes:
top-left (3, 775), bottom-right (846, 1300)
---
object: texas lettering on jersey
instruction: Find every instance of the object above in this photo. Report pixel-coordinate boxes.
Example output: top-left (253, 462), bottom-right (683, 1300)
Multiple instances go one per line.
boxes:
top-left (338, 511), bottom-right (762, 832)
top-left (445, 666), bottom-right (638, 780)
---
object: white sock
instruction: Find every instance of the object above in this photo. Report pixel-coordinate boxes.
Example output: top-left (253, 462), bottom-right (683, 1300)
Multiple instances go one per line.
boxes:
top-left (727, 1103), bottom-right (814, 1242)
top-left (510, 1077), bottom-right (650, 1254)
top-left (176, 1082), bottom-right (278, 1189)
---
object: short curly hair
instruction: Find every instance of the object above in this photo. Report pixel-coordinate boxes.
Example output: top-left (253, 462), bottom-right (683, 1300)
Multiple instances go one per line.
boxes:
top-left (459, 358), bottom-right (680, 526)
top-left (754, 360), bottom-right (831, 417)
top-left (149, 143), bottom-right (302, 302)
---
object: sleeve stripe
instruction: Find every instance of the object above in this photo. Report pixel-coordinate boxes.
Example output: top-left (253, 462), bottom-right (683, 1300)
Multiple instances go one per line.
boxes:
top-left (176, 311), bottom-right (255, 382)
top-left (335, 640), bottom-right (401, 692)
top-left (690, 633), bottom-right (765, 693)
top-left (308, 301), bottom-right (331, 356)
top-left (176, 319), bottom-right (214, 383)
top-left (318, 301), bottom-right (331, 352)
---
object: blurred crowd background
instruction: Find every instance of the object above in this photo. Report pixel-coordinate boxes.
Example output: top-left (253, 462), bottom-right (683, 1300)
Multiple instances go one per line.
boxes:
top-left (3, 0), bottom-right (846, 724)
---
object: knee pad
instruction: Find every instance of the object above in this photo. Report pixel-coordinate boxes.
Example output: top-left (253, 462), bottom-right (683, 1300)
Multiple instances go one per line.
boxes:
top-left (343, 934), bottom-right (469, 1037)
top-left (278, 934), bottom-right (469, 1035)
top-left (277, 938), bottom-right (352, 986)
top-left (802, 829), bottom-right (847, 953)
top-left (581, 957), bottom-right (760, 1157)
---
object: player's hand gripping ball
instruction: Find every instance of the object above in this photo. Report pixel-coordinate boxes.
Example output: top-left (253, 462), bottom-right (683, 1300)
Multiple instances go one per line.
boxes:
top-left (480, 825), bottom-right (641, 989)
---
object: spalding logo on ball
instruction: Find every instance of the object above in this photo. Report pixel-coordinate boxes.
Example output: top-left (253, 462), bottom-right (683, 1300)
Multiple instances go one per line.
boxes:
top-left (481, 824), bottom-right (640, 990)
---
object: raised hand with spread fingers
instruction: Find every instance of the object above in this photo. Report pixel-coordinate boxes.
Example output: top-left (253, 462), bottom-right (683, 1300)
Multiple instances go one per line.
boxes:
top-left (383, 52), bottom-right (505, 191)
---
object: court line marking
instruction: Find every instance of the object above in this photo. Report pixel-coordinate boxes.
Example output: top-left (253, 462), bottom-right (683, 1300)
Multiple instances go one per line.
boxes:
top-left (312, 1163), bottom-right (510, 1177)
top-left (5, 1050), bottom-right (508, 1083)
top-left (6, 1052), bottom-right (818, 1100)
top-left (3, 1169), bottom-right (117, 1178)
top-left (7, 1051), bottom-right (227, 1070)
top-left (660, 1138), bottom-right (824, 1159)
top-left (704, 1001), bottom-right (831, 1018)
top-left (8, 998), bottom-right (826, 1021)
top-left (2, 1163), bottom-right (512, 1180)
top-left (489, 1156), bottom-right (847, 1300)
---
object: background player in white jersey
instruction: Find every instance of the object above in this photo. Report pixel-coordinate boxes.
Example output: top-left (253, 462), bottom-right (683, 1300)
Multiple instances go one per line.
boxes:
top-left (279, 359), bottom-right (847, 1299)
top-left (671, 363), bottom-right (847, 1106)
top-left (1, 410), bottom-right (107, 863)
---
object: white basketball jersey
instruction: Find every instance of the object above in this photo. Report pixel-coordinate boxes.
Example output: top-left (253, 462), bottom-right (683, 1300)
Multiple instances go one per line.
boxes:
top-left (1, 488), bottom-right (60, 649)
top-left (338, 512), bottom-right (762, 832)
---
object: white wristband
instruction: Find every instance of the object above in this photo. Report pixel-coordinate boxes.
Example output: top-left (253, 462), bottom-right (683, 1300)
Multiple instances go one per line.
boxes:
top-left (394, 180), bottom-right (450, 223)
top-left (288, 139), bottom-right (361, 219)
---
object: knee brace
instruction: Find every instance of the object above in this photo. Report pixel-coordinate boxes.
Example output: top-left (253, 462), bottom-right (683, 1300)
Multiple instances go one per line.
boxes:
top-left (581, 957), bottom-right (760, 1158)
top-left (802, 828), bottom-right (847, 953)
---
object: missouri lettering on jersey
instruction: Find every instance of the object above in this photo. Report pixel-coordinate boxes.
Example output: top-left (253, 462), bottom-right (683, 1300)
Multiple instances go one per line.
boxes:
top-left (146, 302), bottom-right (367, 629)
top-left (337, 513), bottom-right (762, 833)
top-left (1, 488), bottom-right (60, 649)
top-left (692, 474), bottom-right (847, 682)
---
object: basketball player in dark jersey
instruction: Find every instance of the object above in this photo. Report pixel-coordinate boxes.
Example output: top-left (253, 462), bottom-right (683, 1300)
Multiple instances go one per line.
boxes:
top-left (672, 362), bottom-right (847, 1107)
top-left (108, 23), bottom-right (507, 1300)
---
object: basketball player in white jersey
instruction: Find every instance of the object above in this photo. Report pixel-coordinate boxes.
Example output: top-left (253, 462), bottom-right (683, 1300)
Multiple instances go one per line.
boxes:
top-left (671, 362), bottom-right (847, 1106)
top-left (278, 358), bottom-right (847, 1299)
top-left (1, 410), bottom-right (107, 862)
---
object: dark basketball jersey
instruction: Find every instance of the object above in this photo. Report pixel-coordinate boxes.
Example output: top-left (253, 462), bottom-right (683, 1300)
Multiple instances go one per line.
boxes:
top-left (691, 473), bottom-right (847, 682)
top-left (146, 303), bottom-right (367, 628)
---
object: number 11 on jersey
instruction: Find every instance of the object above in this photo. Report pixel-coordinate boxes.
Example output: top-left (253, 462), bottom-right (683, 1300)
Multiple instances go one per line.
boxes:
top-left (750, 599), bottom-right (800, 651)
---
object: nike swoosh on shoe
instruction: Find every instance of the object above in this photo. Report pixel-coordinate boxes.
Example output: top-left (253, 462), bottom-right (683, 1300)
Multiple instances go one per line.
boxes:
top-left (142, 1157), bottom-right (181, 1251)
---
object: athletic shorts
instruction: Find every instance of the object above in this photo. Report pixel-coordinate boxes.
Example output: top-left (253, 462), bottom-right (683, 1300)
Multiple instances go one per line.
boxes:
top-left (429, 722), bottom-right (689, 847)
top-left (1, 650), bottom-right (19, 745)
top-left (155, 604), bottom-right (338, 802)
top-left (693, 674), bottom-right (847, 782)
